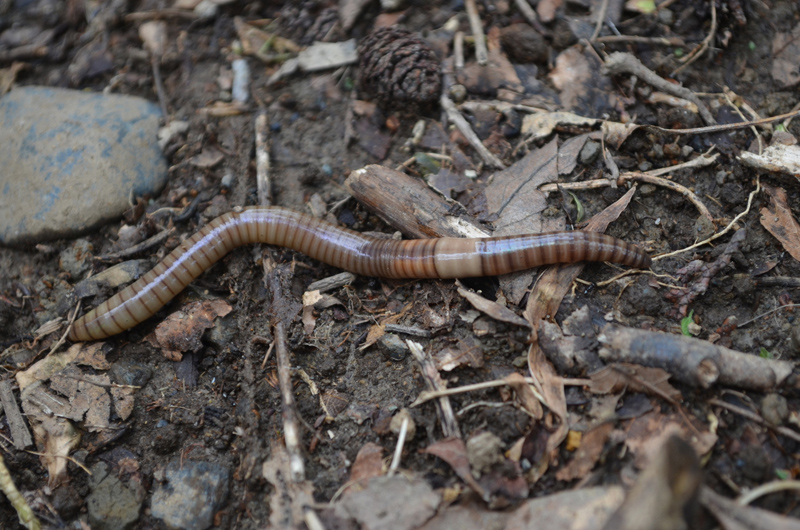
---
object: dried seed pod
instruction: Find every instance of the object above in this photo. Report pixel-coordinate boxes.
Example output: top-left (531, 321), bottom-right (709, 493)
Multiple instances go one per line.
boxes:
top-left (358, 27), bottom-right (442, 112)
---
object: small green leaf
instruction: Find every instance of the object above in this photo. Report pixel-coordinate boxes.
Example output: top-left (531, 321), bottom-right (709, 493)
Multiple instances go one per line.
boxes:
top-left (674, 48), bottom-right (684, 58)
top-left (748, 41), bottom-right (756, 51)
top-left (625, 0), bottom-right (657, 14)
top-left (759, 347), bottom-right (772, 359)
top-left (776, 469), bottom-right (790, 480)
top-left (567, 191), bottom-right (585, 224)
top-left (680, 310), bottom-right (694, 336)
top-left (414, 152), bottom-right (440, 175)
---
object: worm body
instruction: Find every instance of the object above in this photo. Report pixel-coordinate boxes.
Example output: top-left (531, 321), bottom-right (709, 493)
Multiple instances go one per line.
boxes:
top-left (69, 206), bottom-right (650, 341)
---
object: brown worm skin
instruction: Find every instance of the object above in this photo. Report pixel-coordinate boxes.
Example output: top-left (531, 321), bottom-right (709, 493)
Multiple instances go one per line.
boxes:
top-left (68, 206), bottom-right (651, 342)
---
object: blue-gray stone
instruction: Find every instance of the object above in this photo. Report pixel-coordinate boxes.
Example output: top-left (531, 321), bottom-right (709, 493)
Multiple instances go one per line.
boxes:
top-left (0, 86), bottom-right (166, 245)
top-left (151, 460), bottom-right (231, 530)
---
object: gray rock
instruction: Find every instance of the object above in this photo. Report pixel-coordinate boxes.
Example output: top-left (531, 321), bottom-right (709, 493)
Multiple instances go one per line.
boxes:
top-left (378, 333), bottom-right (408, 361)
top-left (86, 462), bottom-right (143, 530)
top-left (0, 86), bottom-right (166, 245)
top-left (151, 460), bottom-right (231, 530)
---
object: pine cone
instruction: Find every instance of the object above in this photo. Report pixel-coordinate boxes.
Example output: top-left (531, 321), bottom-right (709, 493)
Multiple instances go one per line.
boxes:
top-left (358, 27), bottom-right (442, 112)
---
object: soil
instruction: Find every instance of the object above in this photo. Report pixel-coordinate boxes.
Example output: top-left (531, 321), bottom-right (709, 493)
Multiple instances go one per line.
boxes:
top-left (1, 1), bottom-right (800, 529)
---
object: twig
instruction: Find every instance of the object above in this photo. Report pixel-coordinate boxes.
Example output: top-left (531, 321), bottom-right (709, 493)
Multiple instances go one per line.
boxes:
top-left (648, 108), bottom-right (800, 136)
top-left (782, 101), bottom-right (800, 129)
top-left (453, 31), bottom-right (464, 70)
top-left (737, 480), bottom-right (800, 506)
top-left (672, 2), bottom-right (716, 77)
top-left (411, 376), bottom-right (547, 407)
top-left (386, 417), bottom-right (408, 477)
top-left (540, 158), bottom-right (718, 225)
top-left (653, 177), bottom-right (760, 261)
top-left (595, 35), bottom-right (685, 46)
top-left (603, 51), bottom-right (716, 125)
top-left (512, 0), bottom-right (547, 34)
top-left (440, 95), bottom-right (505, 169)
top-left (96, 227), bottom-right (175, 262)
top-left (124, 9), bottom-right (200, 21)
top-left (736, 303), bottom-right (800, 328)
top-left (590, 0), bottom-right (610, 42)
top-left (269, 270), bottom-right (306, 482)
top-left (708, 398), bottom-right (800, 444)
top-left (255, 111), bottom-right (271, 206)
top-left (406, 340), bottom-right (460, 438)
top-left (464, 0), bottom-right (488, 65)
top-left (0, 452), bottom-right (41, 530)
top-left (723, 90), bottom-right (763, 155)
top-left (56, 303), bottom-right (80, 354)
top-left (151, 60), bottom-right (169, 121)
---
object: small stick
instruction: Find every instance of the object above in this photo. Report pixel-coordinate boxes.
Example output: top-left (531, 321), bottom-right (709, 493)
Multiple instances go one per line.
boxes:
top-left (441, 95), bottom-right (505, 169)
top-left (672, 2), bottom-right (716, 77)
top-left (603, 51), bottom-right (715, 125)
top-left (406, 340), bottom-right (460, 438)
top-left (0, 452), bottom-right (42, 530)
top-left (269, 270), bottom-right (306, 482)
top-left (512, 0), bottom-right (547, 34)
top-left (387, 417), bottom-right (408, 477)
top-left (255, 111), bottom-right (272, 206)
top-left (654, 177), bottom-right (760, 261)
top-left (595, 35), bottom-right (684, 46)
top-left (96, 227), bottom-right (175, 262)
top-left (454, 31), bottom-right (464, 70)
top-left (151, 60), bottom-right (169, 121)
top-left (708, 398), bottom-right (800, 444)
top-left (464, 0), bottom-right (488, 65)
top-left (590, 0), bottom-right (610, 42)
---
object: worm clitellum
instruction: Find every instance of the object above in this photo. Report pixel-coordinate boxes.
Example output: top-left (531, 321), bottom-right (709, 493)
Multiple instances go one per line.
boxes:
top-left (68, 207), bottom-right (650, 341)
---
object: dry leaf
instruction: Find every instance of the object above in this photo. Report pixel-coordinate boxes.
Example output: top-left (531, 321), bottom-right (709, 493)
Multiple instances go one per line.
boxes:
top-left (348, 442), bottom-right (384, 486)
top-left (149, 300), bottom-right (232, 361)
top-left (432, 335), bottom-right (485, 371)
top-left (760, 184), bottom-right (800, 261)
top-left (555, 422), bottom-right (614, 481)
top-left (589, 364), bottom-right (682, 402)
top-left (455, 281), bottom-right (531, 329)
top-left (189, 145), bottom-right (225, 168)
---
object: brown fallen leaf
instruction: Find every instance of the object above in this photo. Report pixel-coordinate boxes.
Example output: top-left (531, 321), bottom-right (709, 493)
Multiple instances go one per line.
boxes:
top-left (432, 335), bottom-right (485, 371)
top-left (503, 373), bottom-right (543, 419)
top-left (189, 145), bottom-right (225, 168)
top-left (624, 411), bottom-right (717, 469)
top-left (148, 300), bottom-right (232, 361)
top-left (603, 435), bottom-right (702, 530)
top-left (524, 186), bottom-right (640, 479)
top-left (760, 184), bottom-right (800, 262)
top-left (589, 363), bottom-right (682, 402)
top-left (455, 280), bottom-right (531, 329)
top-left (555, 422), bottom-right (615, 482)
top-left (483, 137), bottom-right (562, 304)
top-left (348, 442), bottom-right (384, 488)
top-left (504, 486), bottom-right (625, 530)
top-left (335, 476), bottom-right (441, 530)
top-left (424, 437), bottom-right (488, 501)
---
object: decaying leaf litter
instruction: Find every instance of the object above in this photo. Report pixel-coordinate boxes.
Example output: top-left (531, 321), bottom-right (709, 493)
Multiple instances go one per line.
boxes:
top-left (2, 1), bottom-right (800, 529)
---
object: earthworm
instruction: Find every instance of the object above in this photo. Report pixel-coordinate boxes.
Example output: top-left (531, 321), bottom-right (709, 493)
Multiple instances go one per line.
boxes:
top-left (68, 206), bottom-right (650, 341)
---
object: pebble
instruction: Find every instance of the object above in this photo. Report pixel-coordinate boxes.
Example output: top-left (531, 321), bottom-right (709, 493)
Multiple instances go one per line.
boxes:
top-left (378, 333), bottom-right (408, 361)
top-left (86, 462), bottom-right (143, 530)
top-left (761, 393), bottom-right (789, 426)
top-left (151, 460), bottom-right (232, 530)
top-left (0, 86), bottom-right (166, 245)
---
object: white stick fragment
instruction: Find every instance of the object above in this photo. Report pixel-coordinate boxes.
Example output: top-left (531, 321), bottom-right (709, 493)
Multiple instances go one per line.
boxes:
top-left (231, 58), bottom-right (250, 104)
top-left (255, 111), bottom-right (271, 206)
top-left (464, 0), bottom-right (488, 65)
